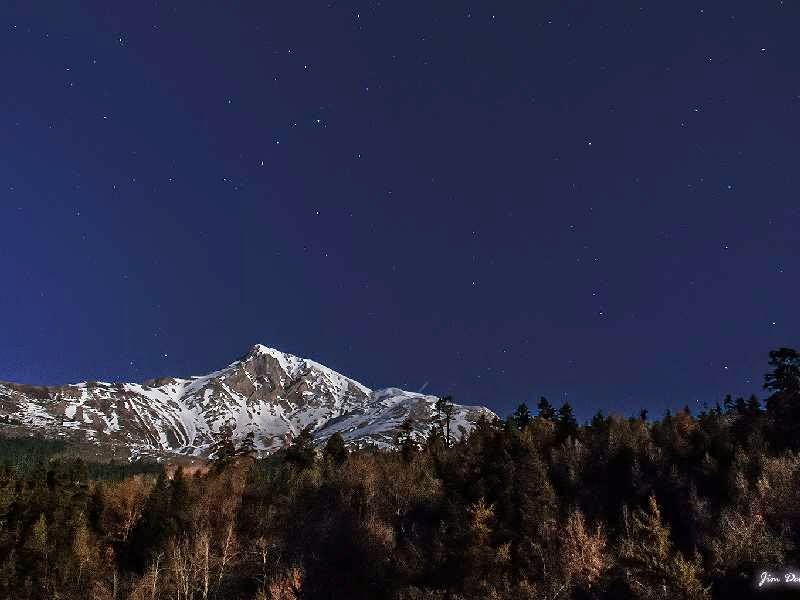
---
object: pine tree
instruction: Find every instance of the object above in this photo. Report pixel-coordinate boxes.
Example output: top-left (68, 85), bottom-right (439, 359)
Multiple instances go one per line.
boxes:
top-left (590, 410), bottom-right (606, 429)
top-left (764, 347), bottom-right (800, 393)
top-left (322, 433), bottom-right (347, 465)
top-left (512, 403), bottom-right (532, 429)
top-left (127, 471), bottom-right (171, 570)
top-left (745, 394), bottom-right (762, 416)
top-left (723, 394), bottom-right (735, 414)
top-left (435, 395), bottom-right (455, 446)
top-left (764, 347), bottom-right (800, 452)
top-left (557, 402), bottom-right (578, 440)
top-left (537, 396), bottom-right (557, 421)
top-left (397, 418), bottom-right (416, 463)
top-left (169, 467), bottom-right (192, 536)
top-left (286, 425), bottom-right (316, 469)
top-left (210, 426), bottom-right (237, 463)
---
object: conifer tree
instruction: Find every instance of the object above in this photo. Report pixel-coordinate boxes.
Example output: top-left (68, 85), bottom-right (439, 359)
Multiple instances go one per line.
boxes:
top-left (127, 471), bottom-right (171, 570)
top-left (745, 394), bottom-right (762, 416)
top-left (723, 394), bottom-right (735, 414)
top-left (590, 410), bottom-right (606, 430)
top-left (168, 467), bottom-right (192, 536)
top-left (322, 432), bottom-right (347, 465)
top-left (537, 396), bottom-right (557, 421)
top-left (764, 347), bottom-right (800, 451)
top-left (210, 426), bottom-right (237, 463)
top-left (557, 402), bottom-right (578, 440)
top-left (764, 347), bottom-right (800, 393)
top-left (435, 395), bottom-right (455, 446)
top-left (286, 425), bottom-right (316, 469)
top-left (512, 402), bottom-right (532, 429)
top-left (396, 418), bottom-right (416, 463)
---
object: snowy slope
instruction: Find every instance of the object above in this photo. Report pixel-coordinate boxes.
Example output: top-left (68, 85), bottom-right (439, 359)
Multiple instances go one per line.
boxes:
top-left (0, 345), bottom-right (495, 457)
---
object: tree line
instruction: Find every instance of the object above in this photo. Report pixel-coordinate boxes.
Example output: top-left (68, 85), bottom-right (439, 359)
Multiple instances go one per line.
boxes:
top-left (0, 347), bottom-right (798, 599)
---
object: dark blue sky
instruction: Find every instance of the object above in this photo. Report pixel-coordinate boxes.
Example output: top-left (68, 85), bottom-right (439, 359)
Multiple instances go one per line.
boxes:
top-left (1, 1), bottom-right (798, 420)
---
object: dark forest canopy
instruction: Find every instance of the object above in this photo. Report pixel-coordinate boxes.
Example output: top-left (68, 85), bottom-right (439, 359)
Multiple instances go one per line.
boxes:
top-left (0, 349), bottom-right (798, 599)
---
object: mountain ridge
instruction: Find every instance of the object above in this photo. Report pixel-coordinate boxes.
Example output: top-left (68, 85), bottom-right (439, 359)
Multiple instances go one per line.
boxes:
top-left (0, 344), bottom-right (496, 459)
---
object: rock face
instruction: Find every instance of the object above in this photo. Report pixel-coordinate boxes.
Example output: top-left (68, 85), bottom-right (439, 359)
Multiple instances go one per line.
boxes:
top-left (0, 345), bottom-right (496, 458)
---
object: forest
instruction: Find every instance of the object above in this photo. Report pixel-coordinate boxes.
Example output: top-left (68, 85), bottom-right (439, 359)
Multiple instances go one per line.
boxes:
top-left (0, 348), bottom-right (798, 599)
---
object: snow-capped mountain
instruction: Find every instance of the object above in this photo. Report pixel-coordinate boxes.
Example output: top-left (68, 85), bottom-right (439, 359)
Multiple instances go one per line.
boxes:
top-left (0, 344), bottom-right (496, 458)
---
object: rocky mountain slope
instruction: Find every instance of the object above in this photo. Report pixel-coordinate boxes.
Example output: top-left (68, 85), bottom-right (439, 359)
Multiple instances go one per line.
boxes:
top-left (0, 345), bottom-right (496, 458)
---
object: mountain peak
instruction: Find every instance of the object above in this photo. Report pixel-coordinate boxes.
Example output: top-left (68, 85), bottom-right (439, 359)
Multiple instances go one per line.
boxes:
top-left (244, 343), bottom-right (282, 360)
top-left (0, 346), bottom-right (496, 459)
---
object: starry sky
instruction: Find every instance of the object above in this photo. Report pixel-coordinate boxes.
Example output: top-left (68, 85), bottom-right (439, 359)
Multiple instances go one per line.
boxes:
top-left (2, 2), bottom-right (798, 420)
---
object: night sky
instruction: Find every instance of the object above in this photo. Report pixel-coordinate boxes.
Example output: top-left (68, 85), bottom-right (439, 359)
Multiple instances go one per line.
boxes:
top-left (2, 2), bottom-right (798, 420)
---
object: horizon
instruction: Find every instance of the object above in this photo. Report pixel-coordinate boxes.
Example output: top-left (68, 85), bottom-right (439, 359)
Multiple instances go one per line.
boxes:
top-left (0, 339), bottom-right (783, 423)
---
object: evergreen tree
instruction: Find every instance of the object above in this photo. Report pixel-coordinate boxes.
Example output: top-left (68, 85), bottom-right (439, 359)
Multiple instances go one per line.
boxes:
top-left (590, 410), bottom-right (606, 430)
top-left (557, 402), bottom-right (578, 440)
top-left (126, 471), bottom-right (171, 570)
top-left (425, 426), bottom-right (446, 455)
top-left (436, 395), bottom-right (455, 446)
top-left (764, 347), bottom-right (800, 452)
top-left (745, 394), bottom-right (762, 416)
top-left (210, 425), bottom-right (237, 463)
top-left (723, 394), bottom-right (735, 414)
top-left (286, 425), bottom-right (316, 469)
top-left (322, 432), bottom-right (347, 465)
top-left (397, 418), bottom-right (416, 463)
top-left (537, 396), bottom-right (557, 421)
top-left (764, 347), bottom-right (800, 393)
top-left (512, 402), bottom-right (532, 429)
top-left (168, 467), bottom-right (191, 536)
